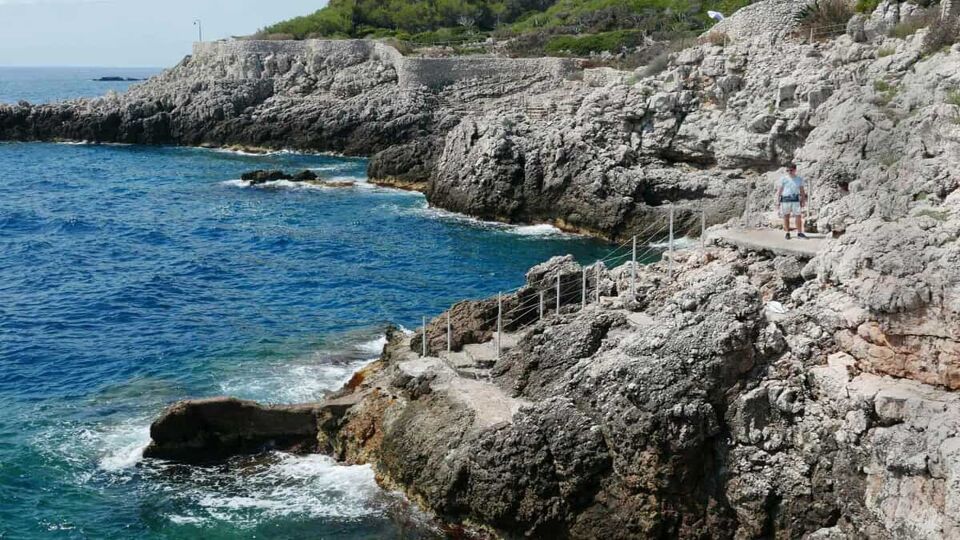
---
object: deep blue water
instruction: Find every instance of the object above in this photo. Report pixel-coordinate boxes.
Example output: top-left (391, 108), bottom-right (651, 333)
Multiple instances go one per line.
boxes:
top-left (0, 73), bottom-right (610, 538)
top-left (0, 67), bottom-right (161, 104)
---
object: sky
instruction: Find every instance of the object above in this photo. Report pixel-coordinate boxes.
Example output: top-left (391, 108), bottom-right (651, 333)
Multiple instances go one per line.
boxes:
top-left (0, 0), bottom-right (326, 67)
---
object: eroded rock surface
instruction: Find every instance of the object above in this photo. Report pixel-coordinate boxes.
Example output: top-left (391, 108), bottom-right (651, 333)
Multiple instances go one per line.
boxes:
top-left (143, 397), bottom-right (325, 463)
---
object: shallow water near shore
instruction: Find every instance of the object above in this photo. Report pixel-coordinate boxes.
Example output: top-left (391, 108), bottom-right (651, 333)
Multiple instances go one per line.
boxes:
top-left (0, 139), bottom-right (611, 537)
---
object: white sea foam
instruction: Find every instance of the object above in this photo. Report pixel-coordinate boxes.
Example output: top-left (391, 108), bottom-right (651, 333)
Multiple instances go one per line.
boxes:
top-left (512, 223), bottom-right (567, 236)
top-left (218, 333), bottom-right (387, 402)
top-left (647, 236), bottom-right (698, 249)
top-left (220, 178), bottom-right (361, 191)
top-left (155, 453), bottom-right (385, 528)
top-left (395, 201), bottom-right (579, 238)
top-left (221, 178), bottom-right (249, 187)
top-left (34, 415), bottom-right (152, 474)
top-left (54, 140), bottom-right (133, 147)
top-left (209, 147), bottom-right (295, 157)
top-left (356, 334), bottom-right (388, 356)
top-left (97, 422), bottom-right (151, 471)
top-left (219, 359), bottom-right (373, 404)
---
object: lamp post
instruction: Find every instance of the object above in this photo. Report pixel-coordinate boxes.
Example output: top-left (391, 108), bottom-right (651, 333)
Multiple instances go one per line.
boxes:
top-left (193, 19), bottom-right (203, 42)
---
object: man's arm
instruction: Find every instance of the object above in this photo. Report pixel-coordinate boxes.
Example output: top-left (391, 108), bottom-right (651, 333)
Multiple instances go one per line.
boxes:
top-left (800, 185), bottom-right (807, 207)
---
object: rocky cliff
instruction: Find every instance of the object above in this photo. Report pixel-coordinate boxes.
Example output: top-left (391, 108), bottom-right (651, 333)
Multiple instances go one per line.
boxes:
top-left (3, 2), bottom-right (954, 243)
top-left (10, 0), bottom-right (960, 536)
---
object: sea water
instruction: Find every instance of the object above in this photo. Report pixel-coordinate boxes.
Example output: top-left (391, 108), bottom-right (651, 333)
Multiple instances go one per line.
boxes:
top-left (0, 69), bottom-right (611, 538)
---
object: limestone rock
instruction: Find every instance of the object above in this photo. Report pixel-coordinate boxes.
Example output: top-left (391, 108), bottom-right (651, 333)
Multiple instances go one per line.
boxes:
top-left (143, 397), bottom-right (323, 463)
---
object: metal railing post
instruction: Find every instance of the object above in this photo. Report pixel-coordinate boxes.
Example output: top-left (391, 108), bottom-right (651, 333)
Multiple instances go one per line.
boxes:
top-left (701, 204), bottom-right (706, 249)
top-left (422, 316), bottom-right (427, 357)
top-left (496, 292), bottom-right (502, 360)
top-left (596, 261), bottom-right (601, 304)
top-left (631, 236), bottom-right (637, 296)
top-left (668, 204), bottom-right (675, 274)
top-left (556, 273), bottom-right (561, 314)
top-left (447, 310), bottom-right (451, 353)
top-left (539, 291), bottom-right (545, 320)
top-left (581, 269), bottom-right (587, 309)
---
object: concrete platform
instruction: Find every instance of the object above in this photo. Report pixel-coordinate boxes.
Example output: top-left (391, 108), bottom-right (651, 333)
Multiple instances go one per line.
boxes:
top-left (710, 227), bottom-right (829, 258)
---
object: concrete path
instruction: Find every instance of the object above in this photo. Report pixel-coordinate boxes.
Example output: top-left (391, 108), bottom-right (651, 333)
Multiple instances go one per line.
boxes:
top-left (710, 227), bottom-right (829, 258)
top-left (396, 331), bottom-right (530, 428)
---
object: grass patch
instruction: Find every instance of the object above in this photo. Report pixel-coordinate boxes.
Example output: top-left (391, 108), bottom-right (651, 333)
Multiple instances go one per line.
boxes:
top-left (946, 89), bottom-right (960, 107)
top-left (876, 45), bottom-right (896, 57)
top-left (873, 79), bottom-right (894, 92)
top-left (855, 0), bottom-right (880, 13)
top-left (914, 208), bottom-right (949, 221)
top-left (879, 154), bottom-right (899, 168)
top-left (873, 78), bottom-right (899, 105)
top-left (890, 16), bottom-right (930, 39)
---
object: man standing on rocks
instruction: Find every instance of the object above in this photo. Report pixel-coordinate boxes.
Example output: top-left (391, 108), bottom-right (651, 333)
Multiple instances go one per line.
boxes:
top-left (777, 163), bottom-right (807, 239)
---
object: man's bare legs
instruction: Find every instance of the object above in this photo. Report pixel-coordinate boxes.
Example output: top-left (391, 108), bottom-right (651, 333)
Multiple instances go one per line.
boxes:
top-left (783, 213), bottom-right (792, 239)
top-left (795, 213), bottom-right (803, 234)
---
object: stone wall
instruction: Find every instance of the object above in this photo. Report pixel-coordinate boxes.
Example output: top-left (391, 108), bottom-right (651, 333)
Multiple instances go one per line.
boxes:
top-left (395, 55), bottom-right (578, 89)
top-left (190, 39), bottom-right (577, 89)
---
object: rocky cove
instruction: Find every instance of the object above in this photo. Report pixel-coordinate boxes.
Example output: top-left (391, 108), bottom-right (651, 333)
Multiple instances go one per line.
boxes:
top-left (4, 0), bottom-right (960, 537)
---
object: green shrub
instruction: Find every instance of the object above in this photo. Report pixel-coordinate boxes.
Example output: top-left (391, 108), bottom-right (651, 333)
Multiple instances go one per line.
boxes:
top-left (921, 15), bottom-right (959, 56)
top-left (260, 0), bottom-right (757, 48)
top-left (873, 79), bottom-right (893, 92)
top-left (796, 0), bottom-right (855, 38)
top-left (642, 52), bottom-right (670, 77)
top-left (855, 0), bottom-right (880, 13)
top-left (873, 79), bottom-right (899, 105)
top-left (876, 45), bottom-right (895, 57)
top-left (914, 208), bottom-right (950, 221)
top-left (946, 89), bottom-right (960, 107)
top-left (890, 13), bottom-right (933, 39)
top-left (544, 29), bottom-right (646, 55)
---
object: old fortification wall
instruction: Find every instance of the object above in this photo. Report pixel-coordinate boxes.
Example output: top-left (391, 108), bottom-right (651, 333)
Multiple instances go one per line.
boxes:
top-left (190, 39), bottom-right (577, 89)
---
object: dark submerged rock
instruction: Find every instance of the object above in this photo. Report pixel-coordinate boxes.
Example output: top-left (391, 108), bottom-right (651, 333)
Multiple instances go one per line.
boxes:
top-left (240, 169), bottom-right (319, 185)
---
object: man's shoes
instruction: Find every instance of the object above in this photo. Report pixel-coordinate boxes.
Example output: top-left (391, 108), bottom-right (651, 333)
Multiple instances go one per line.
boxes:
top-left (785, 232), bottom-right (791, 240)
top-left (797, 232), bottom-right (808, 239)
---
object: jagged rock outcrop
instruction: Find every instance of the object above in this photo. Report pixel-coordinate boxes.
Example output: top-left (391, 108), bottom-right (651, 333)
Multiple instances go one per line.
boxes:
top-left (62, 2), bottom-right (958, 536)
top-left (240, 169), bottom-right (319, 184)
top-left (143, 397), bottom-right (324, 463)
top-left (1, 6), bottom-right (957, 243)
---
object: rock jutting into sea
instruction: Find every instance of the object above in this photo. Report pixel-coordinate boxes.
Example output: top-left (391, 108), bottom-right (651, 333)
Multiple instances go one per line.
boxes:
top-left (4, 0), bottom-right (959, 536)
top-left (92, 76), bottom-right (143, 82)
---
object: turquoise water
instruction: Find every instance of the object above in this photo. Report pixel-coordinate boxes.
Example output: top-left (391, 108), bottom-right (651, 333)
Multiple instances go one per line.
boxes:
top-left (0, 71), bottom-right (610, 538)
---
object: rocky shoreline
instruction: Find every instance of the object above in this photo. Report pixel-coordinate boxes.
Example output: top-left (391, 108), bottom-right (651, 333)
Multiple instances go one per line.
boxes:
top-left (5, 0), bottom-right (959, 536)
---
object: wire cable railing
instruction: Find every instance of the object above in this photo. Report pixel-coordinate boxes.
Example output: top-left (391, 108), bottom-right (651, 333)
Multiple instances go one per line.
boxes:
top-left (415, 203), bottom-right (711, 360)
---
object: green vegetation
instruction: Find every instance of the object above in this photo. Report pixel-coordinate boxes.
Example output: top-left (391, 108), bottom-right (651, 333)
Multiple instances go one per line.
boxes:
top-left (855, 0), bottom-right (880, 13)
top-left (259, 0), bottom-right (754, 54)
top-left (876, 45), bottom-right (895, 57)
top-left (890, 15), bottom-right (931, 39)
top-left (795, 0), bottom-right (855, 38)
top-left (914, 208), bottom-right (950, 221)
top-left (544, 29), bottom-right (646, 54)
top-left (947, 89), bottom-right (960, 107)
top-left (873, 79), bottom-right (899, 106)
top-left (921, 15), bottom-right (960, 56)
